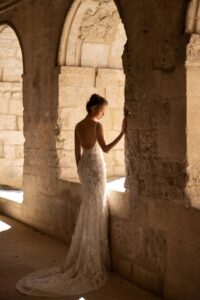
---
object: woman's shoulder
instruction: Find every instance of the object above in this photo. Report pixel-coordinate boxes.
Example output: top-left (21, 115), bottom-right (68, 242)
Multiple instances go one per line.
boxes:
top-left (96, 121), bottom-right (103, 128)
top-left (75, 119), bottom-right (84, 129)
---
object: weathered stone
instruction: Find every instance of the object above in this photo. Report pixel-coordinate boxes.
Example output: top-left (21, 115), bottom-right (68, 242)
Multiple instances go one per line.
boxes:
top-left (106, 86), bottom-right (125, 107)
top-left (3, 67), bottom-right (22, 82)
top-left (0, 131), bottom-right (25, 144)
top-left (157, 128), bottom-right (185, 160)
top-left (58, 108), bottom-right (84, 130)
top-left (132, 264), bottom-right (163, 296)
top-left (15, 145), bottom-right (24, 159)
top-left (187, 66), bottom-right (200, 97)
top-left (108, 190), bottom-right (130, 219)
top-left (0, 92), bottom-right (9, 114)
top-left (9, 99), bottom-right (23, 115)
top-left (3, 144), bottom-right (16, 159)
top-left (112, 108), bottom-right (124, 131)
top-left (11, 91), bottom-right (22, 100)
top-left (59, 67), bottom-right (95, 87)
top-left (59, 167), bottom-right (78, 180)
top-left (0, 139), bottom-right (3, 158)
top-left (17, 116), bottom-right (23, 130)
top-left (96, 69), bottom-right (125, 87)
top-left (0, 115), bottom-right (17, 130)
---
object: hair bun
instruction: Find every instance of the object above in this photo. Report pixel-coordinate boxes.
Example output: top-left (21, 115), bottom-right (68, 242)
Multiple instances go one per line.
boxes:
top-left (86, 94), bottom-right (108, 113)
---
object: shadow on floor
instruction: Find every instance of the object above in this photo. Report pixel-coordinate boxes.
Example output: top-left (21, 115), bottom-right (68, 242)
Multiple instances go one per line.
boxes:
top-left (0, 214), bottom-right (162, 300)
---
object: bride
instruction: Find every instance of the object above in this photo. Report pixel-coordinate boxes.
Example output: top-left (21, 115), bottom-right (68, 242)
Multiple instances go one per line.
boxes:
top-left (16, 93), bottom-right (126, 297)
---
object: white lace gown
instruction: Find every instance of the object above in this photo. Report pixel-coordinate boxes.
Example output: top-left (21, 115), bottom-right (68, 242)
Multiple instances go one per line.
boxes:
top-left (16, 140), bottom-right (110, 297)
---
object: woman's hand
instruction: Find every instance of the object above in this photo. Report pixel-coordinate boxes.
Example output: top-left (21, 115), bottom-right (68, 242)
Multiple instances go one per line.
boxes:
top-left (121, 117), bottom-right (127, 135)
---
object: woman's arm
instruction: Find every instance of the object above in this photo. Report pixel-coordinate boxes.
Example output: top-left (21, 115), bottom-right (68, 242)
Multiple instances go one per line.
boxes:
top-left (74, 125), bottom-right (81, 167)
top-left (96, 118), bottom-right (126, 153)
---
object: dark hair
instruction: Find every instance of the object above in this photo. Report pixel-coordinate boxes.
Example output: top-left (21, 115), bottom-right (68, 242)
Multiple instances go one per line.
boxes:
top-left (86, 94), bottom-right (108, 113)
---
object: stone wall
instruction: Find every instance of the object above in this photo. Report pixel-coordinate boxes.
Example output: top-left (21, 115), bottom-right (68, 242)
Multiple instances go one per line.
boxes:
top-left (0, 25), bottom-right (24, 188)
top-left (57, 66), bottom-right (125, 180)
top-left (0, 1), bottom-right (200, 300)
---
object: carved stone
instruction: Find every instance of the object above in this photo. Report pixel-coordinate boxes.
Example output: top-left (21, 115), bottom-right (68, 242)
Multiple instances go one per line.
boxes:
top-left (187, 34), bottom-right (200, 63)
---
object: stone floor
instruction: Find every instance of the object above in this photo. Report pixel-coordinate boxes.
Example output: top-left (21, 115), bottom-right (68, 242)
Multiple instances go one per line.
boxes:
top-left (0, 214), bottom-right (162, 300)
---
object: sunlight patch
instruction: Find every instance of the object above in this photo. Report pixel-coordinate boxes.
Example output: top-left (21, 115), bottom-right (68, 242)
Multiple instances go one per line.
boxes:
top-left (0, 220), bottom-right (11, 232)
top-left (106, 177), bottom-right (125, 192)
top-left (0, 190), bottom-right (24, 204)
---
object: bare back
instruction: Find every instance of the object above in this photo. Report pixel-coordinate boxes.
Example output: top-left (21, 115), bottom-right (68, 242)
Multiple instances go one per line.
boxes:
top-left (76, 120), bottom-right (98, 150)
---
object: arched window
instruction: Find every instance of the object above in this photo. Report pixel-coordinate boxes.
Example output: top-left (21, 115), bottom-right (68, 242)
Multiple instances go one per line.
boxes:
top-left (0, 24), bottom-right (24, 203)
top-left (57, 0), bottom-right (127, 185)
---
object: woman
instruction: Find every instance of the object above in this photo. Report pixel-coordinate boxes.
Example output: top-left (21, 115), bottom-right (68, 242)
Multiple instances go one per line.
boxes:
top-left (16, 94), bottom-right (126, 297)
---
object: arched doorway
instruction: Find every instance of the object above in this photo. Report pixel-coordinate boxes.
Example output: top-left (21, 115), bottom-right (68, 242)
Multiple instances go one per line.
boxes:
top-left (0, 24), bottom-right (24, 203)
top-left (57, 0), bottom-right (127, 184)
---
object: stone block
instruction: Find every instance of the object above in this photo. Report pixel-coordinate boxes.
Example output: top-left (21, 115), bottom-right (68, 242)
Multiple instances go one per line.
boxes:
top-left (187, 131), bottom-right (200, 160)
top-left (3, 144), bottom-right (16, 159)
top-left (106, 86), bottom-right (125, 107)
top-left (57, 150), bottom-right (75, 168)
top-left (157, 128), bottom-right (185, 160)
top-left (0, 139), bottom-right (3, 158)
top-left (164, 240), bottom-right (200, 300)
top-left (115, 149), bottom-right (124, 165)
top-left (0, 82), bottom-right (21, 92)
top-left (2, 91), bottom-right (11, 99)
top-left (0, 115), bottom-right (17, 130)
top-left (112, 108), bottom-right (124, 131)
top-left (58, 108), bottom-right (84, 130)
top-left (96, 68), bottom-right (125, 87)
top-left (57, 130), bottom-right (74, 150)
top-left (0, 66), bottom-right (2, 80)
top-left (59, 86), bottom-right (78, 108)
top-left (113, 165), bottom-right (125, 176)
top-left (17, 116), bottom-right (23, 130)
top-left (187, 66), bottom-right (200, 97)
top-left (59, 86), bottom-right (105, 110)
top-left (9, 99), bottom-right (23, 115)
top-left (59, 66), bottom-right (95, 87)
top-left (0, 131), bottom-right (25, 144)
top-left (117, 258), bottom-right (132, 281)
top-left (11, 91), bottom-right (22, 100)
top-left (0, 157), bottom-right (24, 168)
top-left (76, 87), bottom-right (106, 107)
top-left (187, 99), bottom-right (200, 130)
top-left (154, 67), bottom-right (186, 98)
top-left (110, 218), bottom-right (134, 260)
top-left (132, 264), bottom-right (163, 296)
top-left (0, 164), bottom-right (23, 188)
top-left (59, 167), bottom-right (78, 180)
top-left (0, 92), bottom-right (9, 114)
top-left (81, 42), bottom-right (111, 68)
top-left (170, 98), bottom-right (186, 129)
top-left (105, 165), bottom-right (114, 177)
top-left (101, 113), bottom-right (113, 130)
top-left (108, 190), bottom-right (130, 219)
top-left (0, 47), bottom-right (16, 59)
top-left (15, 145), bottom-right (24, 159)
top-left (3, 67), bottom-right (22, 82)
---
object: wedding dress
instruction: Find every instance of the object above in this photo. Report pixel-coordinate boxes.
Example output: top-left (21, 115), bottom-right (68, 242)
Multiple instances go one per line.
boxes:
top-left (16, 132), bottom-right (110, 297)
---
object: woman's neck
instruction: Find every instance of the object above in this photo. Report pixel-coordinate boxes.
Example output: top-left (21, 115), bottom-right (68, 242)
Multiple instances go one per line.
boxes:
top-left (85, 113), bottom-right (97, 122)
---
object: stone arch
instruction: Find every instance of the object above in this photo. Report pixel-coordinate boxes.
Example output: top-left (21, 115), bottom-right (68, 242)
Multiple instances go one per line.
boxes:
top-left (58, 0), bottom-right (127, 68)
top-left (57, 0), bottom-right (127, 183)
top-left (0, 23), bottom-right (24, 189)
top-left (185, 33), bottom-right (200, 209)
